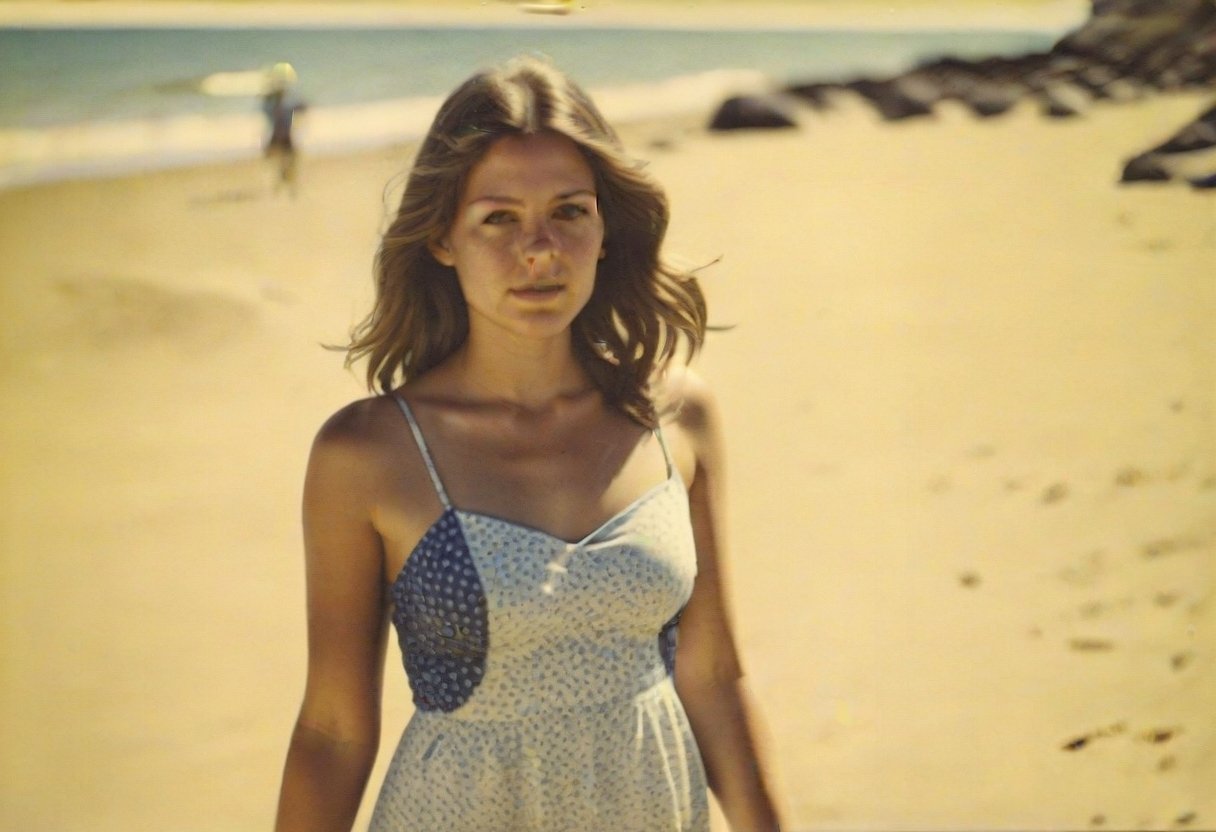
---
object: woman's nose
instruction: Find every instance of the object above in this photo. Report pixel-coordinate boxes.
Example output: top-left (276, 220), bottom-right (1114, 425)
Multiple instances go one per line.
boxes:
top-left (520, 219), bottom-right (557, 265)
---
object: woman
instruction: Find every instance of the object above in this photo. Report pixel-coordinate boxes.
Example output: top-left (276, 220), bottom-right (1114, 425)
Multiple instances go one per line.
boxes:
top-left (275, 56), bottom-right (783, 831)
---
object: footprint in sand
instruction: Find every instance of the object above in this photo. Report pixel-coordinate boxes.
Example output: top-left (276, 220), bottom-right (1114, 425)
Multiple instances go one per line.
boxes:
top-left (1153, 591), bottom-right (1181, 608)
top-left (1115, 466), bottom-right (1149, 487)
top-left (1061, 720), bottom-right (1127, 751)
top-left (1138, 726), bottom-right (1182, 745)
top-left (966, 443), bottom-right (996, 459)
top-left (1078, 600), bottom-right (1106, 619)
top-left (1074, 596), bottom-right (1135, 620)
top-left (1058, 550), bottom-right (1106, 587)
top-left (1041, 482), bottom-right (1070, 504)
top-left (1115, 462), bottom-right (1195, 485)
top-left (1141, 537), bottom-right (1204, 559)
top-left (1165, 461), bottom-right (1192, 482)
top-left (1170, 651), bottom-right (1194, 672)
top-left (1061, 723), bottom-right (1184, 757)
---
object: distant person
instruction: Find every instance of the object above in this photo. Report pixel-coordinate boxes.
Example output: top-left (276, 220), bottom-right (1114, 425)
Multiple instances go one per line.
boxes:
top-left (262, 62), bottom-right (306, 196)
top-left (273, 56), bottom-right (784, 831)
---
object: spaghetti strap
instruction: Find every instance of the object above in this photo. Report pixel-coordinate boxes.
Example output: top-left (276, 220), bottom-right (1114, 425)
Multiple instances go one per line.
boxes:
top-left (392, 394), bottom-right (452, 510)
top-left (653, 424), bottom-right (674, 479)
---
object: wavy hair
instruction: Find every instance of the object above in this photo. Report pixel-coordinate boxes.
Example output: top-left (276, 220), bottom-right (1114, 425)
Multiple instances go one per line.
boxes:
top-left (345, 55), bottom-right (706, 426)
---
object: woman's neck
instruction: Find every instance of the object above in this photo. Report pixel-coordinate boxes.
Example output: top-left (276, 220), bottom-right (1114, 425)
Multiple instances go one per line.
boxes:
top-left (448, 328), bottom-right (593, 412)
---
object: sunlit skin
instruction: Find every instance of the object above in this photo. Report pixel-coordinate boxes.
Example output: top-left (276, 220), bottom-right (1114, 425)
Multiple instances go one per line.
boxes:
top-left (429, 131), bottom-right (606, 348)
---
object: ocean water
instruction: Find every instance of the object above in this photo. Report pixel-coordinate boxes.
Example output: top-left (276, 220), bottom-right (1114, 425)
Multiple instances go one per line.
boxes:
top-left (0, 26), bottom-right (1061, 188)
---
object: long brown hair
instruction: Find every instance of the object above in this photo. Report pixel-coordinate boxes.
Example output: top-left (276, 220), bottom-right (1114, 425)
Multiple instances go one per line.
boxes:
top-left (345, 55), bottom-right (706, 426)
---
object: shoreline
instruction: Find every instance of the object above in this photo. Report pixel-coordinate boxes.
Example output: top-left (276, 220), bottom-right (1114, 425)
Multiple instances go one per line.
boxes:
top-left (5, 81), bottom-right (1210, 195)
top-left (0, 68), bottom-right (769, 192)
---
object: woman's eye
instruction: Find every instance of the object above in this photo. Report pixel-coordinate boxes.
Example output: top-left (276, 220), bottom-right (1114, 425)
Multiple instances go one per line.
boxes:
top-left (483, 210), bottom-right (515, 225)
top-left (554, 203), bottom-right (590, 220)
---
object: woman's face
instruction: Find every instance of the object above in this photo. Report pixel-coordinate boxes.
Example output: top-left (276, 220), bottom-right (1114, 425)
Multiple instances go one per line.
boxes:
top-left (430, 131), bottom-right (605, 343)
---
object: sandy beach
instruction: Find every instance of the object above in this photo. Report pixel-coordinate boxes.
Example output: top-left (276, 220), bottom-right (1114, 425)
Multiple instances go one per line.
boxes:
top-left (1, 17), bottom-right (1213, 829)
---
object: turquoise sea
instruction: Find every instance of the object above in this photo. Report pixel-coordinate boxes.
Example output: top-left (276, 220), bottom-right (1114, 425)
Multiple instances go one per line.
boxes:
top-left (0, 25), bottom-right (1063, 187)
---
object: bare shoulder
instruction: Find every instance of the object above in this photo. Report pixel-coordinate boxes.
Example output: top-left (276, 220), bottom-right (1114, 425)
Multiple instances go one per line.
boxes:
top-left (655, 366), bottom-right (725, 482)
top-left (307, 395), bottom-right (404, 489)
top-left (314, 395), bottom-right (397, 449)
top-left (658, 366), bottom-right (721, 442)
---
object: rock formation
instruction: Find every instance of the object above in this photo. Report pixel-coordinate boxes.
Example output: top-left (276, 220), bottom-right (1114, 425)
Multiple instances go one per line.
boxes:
top-left (782, 0), bottom-right (1215, 122)
top-left (708, 95), bottom-right (799, 131)
top-left (1120, 102), bottom-right (1216, 187)
top-left (725, 0), bottom-right (1216, 184)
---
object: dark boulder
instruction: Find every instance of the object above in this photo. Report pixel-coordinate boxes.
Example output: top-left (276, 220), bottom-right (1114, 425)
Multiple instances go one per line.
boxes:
top-left (708, 95), bottom-right (798, 131)
top-left (957, 79), bottom-right (1024, 117)
top-left (845, 78), bottom-right (934, 121)
top-left (1119, 101), bottom-right (1216, 184)
top-left (1121, 153), bottom-right (1172, 181)
top-left (1149, 102), bottom-right (1216, 153)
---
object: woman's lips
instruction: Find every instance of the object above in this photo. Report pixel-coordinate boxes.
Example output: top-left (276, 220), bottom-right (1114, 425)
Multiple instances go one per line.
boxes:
top-left (509, 284), bottom-right (564, 301)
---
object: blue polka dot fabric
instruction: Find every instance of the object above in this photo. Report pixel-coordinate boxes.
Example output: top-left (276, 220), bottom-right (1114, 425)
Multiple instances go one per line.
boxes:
top-left (369, 396), bottom-right (708, 831)
top-left (389, 509), bottom-right (488, 713)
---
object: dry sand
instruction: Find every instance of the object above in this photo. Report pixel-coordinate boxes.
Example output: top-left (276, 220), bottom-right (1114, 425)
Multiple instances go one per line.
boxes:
top-left (2, 84), bottom-right (1213, 829)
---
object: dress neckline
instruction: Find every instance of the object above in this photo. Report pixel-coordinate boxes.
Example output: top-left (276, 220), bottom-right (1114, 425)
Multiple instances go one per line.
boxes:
top-left (389, 393), bottom-right (683, 589)
top-left (387, 471), bottom-right (683, 592)
top-left (455, 467), bottom-right (681, 548)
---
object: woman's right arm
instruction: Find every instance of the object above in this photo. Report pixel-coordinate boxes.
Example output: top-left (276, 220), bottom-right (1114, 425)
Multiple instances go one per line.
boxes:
top-left (275, 412), bottom-right (390, 832)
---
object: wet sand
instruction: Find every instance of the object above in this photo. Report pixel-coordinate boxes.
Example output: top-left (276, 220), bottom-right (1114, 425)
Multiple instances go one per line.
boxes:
top-left (1, 72), bottom-right (1212, 831)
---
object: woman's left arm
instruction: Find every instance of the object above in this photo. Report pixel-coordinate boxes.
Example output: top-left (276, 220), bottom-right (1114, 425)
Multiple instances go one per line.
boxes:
top-left (672, 372), bottom-right (785, 832)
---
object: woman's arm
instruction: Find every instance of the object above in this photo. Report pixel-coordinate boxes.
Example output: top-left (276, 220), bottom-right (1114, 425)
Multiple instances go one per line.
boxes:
top-left (672, 372), bottom-right (784, 832)
top-left (275, 409), bottom-right (390, 832)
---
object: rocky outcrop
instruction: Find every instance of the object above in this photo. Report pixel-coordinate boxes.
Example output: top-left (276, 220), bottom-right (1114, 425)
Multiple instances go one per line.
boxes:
top-left (1053, 0), bottom-right (1216, 89)
top-left (1120, 101), bottom-right (1216, 186)
top-left (708, 95), bottom-right (798, 131)
top-left (728, 0), bottom-right (1216, 184)
top-left (775, 0), bottom-right (1215, 125)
